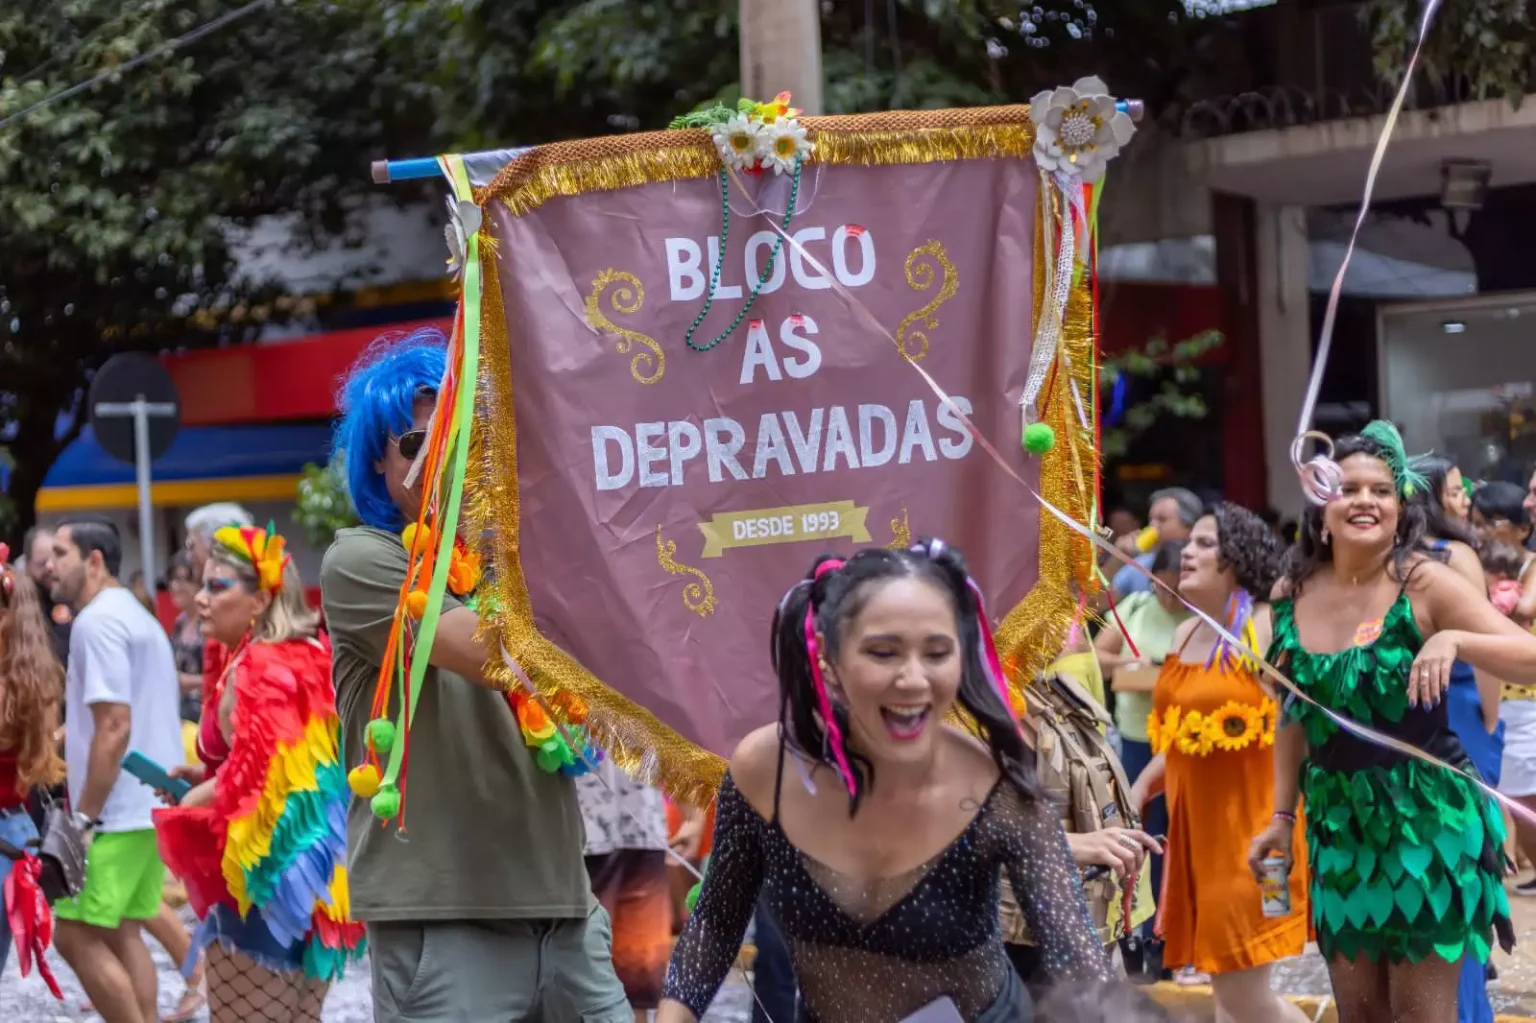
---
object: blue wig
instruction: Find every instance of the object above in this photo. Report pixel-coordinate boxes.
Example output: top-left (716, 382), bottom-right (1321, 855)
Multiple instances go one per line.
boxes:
top-left (333, 328), bottom-right (448, 531)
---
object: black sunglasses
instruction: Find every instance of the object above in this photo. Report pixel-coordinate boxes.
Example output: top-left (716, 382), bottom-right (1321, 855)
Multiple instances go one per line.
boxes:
top-left (395, 430), bottom-right (427, 461)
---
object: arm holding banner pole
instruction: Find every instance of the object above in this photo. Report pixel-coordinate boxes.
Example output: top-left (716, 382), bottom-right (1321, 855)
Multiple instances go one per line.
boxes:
top-left (366, 101), bottom-right (1146, 185)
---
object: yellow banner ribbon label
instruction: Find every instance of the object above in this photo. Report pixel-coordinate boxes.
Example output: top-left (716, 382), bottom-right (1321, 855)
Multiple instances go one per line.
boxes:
top-left (698, 501), bottom-right (871, 558)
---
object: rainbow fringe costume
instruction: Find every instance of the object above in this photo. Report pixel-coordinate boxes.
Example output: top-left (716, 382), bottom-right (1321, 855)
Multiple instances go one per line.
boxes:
top-left (155, 636), bottom-right (365, 980)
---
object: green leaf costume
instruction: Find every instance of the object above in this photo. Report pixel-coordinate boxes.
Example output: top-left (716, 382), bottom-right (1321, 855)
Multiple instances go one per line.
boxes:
top-left (1268, 593), bottom-right (1514, 964)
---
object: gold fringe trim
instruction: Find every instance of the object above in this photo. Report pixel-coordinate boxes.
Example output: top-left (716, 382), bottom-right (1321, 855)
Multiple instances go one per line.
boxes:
top-left (995, 205), bottom-right (1099, 693)
top-left (468, 244), bottom-right (728, 807)
top-left (479, 106), bottom-right (1037, 217)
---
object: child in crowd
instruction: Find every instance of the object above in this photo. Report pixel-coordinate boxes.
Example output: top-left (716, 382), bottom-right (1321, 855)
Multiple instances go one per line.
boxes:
top-left (1481, 540), bottom-right (1527, 617)
top-left (1485, 539), bottom-right (1536, 882)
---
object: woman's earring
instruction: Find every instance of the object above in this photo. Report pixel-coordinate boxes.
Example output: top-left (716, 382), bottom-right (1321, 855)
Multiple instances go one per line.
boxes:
top-left (1321, 527), bottom-right (1331, 545)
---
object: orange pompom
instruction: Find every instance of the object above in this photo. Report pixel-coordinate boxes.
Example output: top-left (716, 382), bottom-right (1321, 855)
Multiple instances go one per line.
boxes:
top-left (446, 554), bottom-right (481, 596)
top-left (405, 590), bottom-right (429, 619)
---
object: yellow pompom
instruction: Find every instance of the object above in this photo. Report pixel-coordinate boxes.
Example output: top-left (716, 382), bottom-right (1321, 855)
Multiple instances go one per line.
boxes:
top-left (347, 763), bottom-right (381, 799)
top-left (402, 523), bottom-right (434, 555)
top-left (405, 590), bottom-right (429, 619)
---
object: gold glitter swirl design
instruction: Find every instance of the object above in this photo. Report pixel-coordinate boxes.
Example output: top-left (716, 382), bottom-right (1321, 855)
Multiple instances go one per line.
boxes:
top-left (886, 505), bottom-right (911, 550)
top-left (654, 527), bottom-right (718, 617)
top-left (895, 241), bottom-right (958, 362)
top-left (585, 269), bottom-right (664, 385)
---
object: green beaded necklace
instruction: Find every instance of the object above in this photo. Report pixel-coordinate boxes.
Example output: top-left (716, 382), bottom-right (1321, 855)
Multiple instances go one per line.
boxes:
top-left (684, 158), bottom-right (803, 353)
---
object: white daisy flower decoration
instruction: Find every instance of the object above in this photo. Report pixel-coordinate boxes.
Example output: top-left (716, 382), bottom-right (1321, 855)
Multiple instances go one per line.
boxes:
top-left (1029, 75), bottom-right (1135, 183)
top-left (713, 113), bottom-right (765, 171)
top-left (762, 119), bottom-right (812, 175)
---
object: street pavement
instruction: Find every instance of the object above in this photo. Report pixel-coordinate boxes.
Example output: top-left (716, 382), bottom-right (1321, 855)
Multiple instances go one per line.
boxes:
top-left (0, 907), bottom-right (755, 1022)
top-left (8, 890), bottom-right (1536, 1021)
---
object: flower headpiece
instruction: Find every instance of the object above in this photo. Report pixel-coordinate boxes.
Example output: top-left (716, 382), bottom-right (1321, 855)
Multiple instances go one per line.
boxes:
top-left (213, 522), bottom-right (289, 593)
top-left (1360, 420), bottom-right (1428, 499)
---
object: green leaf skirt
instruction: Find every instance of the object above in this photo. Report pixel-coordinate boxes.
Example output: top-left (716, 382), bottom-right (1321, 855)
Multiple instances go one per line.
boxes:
top-left (1303, 758), bottom-right (1514, 964)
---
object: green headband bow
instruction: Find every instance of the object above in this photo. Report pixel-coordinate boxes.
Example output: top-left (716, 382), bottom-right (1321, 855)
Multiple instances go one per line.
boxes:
top-left (1360, 420), bottom-right (1428, 499)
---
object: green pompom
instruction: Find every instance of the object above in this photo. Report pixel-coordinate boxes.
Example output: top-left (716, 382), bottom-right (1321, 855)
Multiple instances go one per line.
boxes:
top-left (366, 718), bottom-right (397, 755)
top-left (685, 881), bottom-right (703, 913)
top-left (370, 783), bottom-right (401, 820)
top-left (1022, 422), bottom-right (1056, 455)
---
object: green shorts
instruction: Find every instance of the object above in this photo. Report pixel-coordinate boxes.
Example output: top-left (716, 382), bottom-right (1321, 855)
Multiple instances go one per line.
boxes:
top-left (54, 829), bottom-right (165, 929)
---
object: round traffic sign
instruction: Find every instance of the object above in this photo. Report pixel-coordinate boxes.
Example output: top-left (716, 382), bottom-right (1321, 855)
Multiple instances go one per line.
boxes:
top-left (87, 353), bottom-right (181, 464)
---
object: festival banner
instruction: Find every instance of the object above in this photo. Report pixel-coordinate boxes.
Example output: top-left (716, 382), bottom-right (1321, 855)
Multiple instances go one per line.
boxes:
top-left (464, 104), bottom-right (1116, 800)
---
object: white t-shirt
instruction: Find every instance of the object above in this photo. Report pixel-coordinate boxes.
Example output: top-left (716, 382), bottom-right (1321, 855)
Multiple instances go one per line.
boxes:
top-left (65, 586), bottom-right (184, 833)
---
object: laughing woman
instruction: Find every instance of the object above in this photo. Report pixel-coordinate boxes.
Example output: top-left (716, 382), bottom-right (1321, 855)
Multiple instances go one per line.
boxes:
top-left (659, 541), bottom-right (1112, 1023)
top-left (1250, 423), bottom-right (1536, 1023)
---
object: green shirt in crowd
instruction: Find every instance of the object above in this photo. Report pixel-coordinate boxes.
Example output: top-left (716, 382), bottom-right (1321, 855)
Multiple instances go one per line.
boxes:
top-left (321, 526), bottom-right (592, 921)
top-left (1111, 590), bottom-right (1189, 744)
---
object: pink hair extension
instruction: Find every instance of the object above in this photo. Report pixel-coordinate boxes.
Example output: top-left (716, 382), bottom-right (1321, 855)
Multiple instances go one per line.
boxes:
top-left (806, 560), bottom-right (858, 796)
top-left (966, 580), bottom-right (1021, 727)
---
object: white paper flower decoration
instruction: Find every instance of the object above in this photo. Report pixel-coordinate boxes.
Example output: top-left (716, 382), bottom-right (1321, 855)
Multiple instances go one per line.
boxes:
top-left (1029, 76), bottom-right (1135, 183)
top-left (712, 114), bottom-right (765, 171)
top-left (762, 120), bottom-right (812, 175)
top-left (444, 196), bottom-right (483, 278)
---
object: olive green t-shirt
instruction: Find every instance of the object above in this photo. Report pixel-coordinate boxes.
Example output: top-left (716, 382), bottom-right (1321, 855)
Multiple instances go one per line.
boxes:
top-left (320, 526), bottom-right (592, 921)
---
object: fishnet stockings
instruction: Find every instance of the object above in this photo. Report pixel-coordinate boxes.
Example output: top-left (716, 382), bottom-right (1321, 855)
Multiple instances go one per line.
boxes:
top-left (206, 943), bottom-right (328, 1023)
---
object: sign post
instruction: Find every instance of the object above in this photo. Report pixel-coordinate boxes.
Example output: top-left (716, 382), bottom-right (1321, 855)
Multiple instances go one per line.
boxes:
top-left (91, 399), bottom-right (178, 584)
top-left (87, 353), bottom-right (182, 583)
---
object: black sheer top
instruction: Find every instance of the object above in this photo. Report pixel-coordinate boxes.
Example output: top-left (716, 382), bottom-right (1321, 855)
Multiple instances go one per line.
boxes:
top-left (663, 766), bottom-right (1112, 1022)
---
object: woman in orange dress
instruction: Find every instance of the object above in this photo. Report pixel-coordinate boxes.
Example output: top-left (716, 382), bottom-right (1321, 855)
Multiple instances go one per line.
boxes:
top-left (1128, 503), bottom-right (1309, 1022)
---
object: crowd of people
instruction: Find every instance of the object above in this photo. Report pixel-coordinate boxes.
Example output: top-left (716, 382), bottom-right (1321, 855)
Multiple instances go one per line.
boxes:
top-left (1, 326), bottom-right (1535, 1023)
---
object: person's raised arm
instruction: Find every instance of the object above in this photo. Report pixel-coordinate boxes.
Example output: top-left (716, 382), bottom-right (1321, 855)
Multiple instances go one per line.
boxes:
top-left (1413, 561), bottom-right (1536, 696)
top-left (1092, 609), bottom-right (1131, 675)
top-left (997, 787), bottom-right (1114, 982)
top-left (320, 530), bottom-right (499, 689)
top-left (657, 732), bottom-right (774, 1023)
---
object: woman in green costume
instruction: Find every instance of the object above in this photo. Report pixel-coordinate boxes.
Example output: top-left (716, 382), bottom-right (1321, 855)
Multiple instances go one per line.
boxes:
top-left (1248, 423), bottom-right (1536, 1023)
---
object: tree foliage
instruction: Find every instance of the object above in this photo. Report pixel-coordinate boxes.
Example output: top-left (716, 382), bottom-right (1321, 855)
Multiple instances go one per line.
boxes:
top-left (1365, 0), bottom-right (1534, 107)
top-left (1099, 330), bottom-right (1224, 461)
top-left (293, 453), bottom-right (358, 549)
top-left (0, 0), bottom-right (1236, 546)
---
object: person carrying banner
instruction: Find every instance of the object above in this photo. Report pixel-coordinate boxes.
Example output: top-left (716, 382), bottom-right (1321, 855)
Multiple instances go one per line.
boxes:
top-left (660, 540), bottom-right (1114, 1023)
top-left (321, 329), bottom-right (628, 1022)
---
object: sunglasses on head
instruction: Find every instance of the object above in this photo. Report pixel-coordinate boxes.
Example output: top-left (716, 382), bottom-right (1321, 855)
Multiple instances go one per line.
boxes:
top-left (395, 430), bottom-right (427, 461)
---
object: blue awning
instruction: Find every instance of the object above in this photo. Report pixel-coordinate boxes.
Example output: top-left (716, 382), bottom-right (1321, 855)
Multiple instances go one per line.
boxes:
top-left (44, 422), bottom-right (335, 488)
top-left (37, 422), bottom-right (335, 513)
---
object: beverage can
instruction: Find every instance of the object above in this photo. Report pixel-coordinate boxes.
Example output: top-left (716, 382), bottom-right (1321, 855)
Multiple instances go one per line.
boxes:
top-left (1259, 854), bottom-right (1291, 917)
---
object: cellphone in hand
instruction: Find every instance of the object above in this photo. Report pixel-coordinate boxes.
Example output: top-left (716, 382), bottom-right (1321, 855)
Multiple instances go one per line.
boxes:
top-left (121, 751), bottom-right (192, 803)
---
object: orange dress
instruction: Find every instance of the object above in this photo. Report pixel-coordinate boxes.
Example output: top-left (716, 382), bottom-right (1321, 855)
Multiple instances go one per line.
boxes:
top-left (1151, 653), bottom-right (1309, 974)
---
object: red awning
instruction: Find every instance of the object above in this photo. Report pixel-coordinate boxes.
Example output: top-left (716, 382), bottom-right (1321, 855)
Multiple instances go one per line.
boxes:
top-left (162, 317), bottom-right (452, 426)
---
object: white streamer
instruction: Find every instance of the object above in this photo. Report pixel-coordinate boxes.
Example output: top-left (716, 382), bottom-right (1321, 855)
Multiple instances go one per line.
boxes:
top-left (1290, 0), bottom-right (1443, 489)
